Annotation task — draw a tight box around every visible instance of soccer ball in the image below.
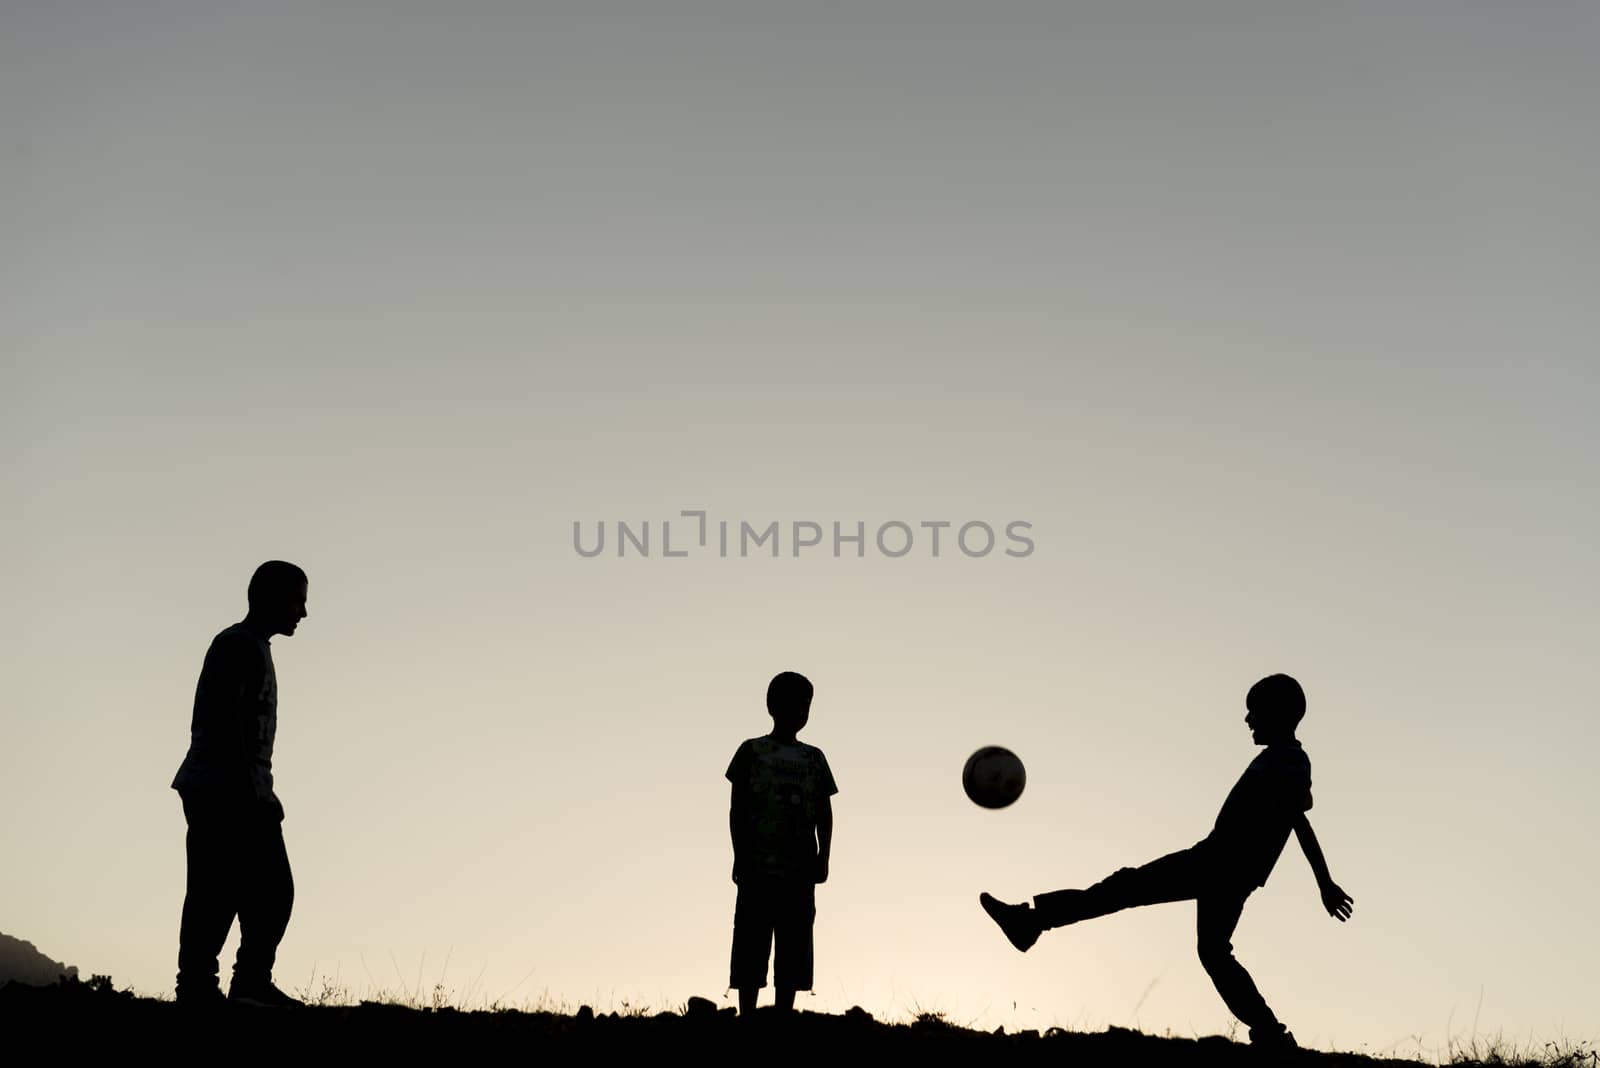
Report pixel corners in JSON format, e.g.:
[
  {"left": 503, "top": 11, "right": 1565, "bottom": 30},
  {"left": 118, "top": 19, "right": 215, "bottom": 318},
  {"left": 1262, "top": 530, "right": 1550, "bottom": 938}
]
[{"left": 963, "top": 746, "right": 1026, "bottom": 809}]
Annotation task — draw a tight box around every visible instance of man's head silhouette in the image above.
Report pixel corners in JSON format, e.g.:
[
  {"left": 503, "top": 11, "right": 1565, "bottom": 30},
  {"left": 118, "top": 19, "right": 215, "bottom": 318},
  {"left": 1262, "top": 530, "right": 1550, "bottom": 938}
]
[
  {"left": 1245, "top": 673, "right": 1304, "bottom": 745},
  {"left": 767, "top": 671, "right": 814, "bottom": 737},
  {"left": 247, "top": 560, "right": 309, "bottom": 638}
]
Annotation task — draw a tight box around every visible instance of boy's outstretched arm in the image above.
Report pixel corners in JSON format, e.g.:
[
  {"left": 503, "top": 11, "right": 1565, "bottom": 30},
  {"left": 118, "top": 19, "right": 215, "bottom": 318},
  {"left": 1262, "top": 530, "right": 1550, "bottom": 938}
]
[
  {"left": 815, "top": 794, "right": 832, "bottom": 884},
  {"left": 1294, "top": 814, "right": 1353, "bottom": 921}
]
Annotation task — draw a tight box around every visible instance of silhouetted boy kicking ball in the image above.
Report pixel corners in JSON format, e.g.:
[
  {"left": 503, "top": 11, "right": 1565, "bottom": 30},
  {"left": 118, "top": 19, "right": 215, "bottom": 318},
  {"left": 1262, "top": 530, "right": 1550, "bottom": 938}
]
[
  {"left": 979, "top": 674, "right": 1352, "bottom": 1050},
  {"left": 727, "top": 671, "right": 837, "bottom": 1016}
]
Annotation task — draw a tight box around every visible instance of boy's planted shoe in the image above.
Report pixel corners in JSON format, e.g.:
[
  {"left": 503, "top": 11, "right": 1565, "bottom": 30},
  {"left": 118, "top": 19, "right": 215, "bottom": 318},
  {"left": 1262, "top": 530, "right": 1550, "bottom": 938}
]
[
  {"left": 979, "top": 892, "right": 1041, "bottom": 952},
  {"left": 228, "top": 981, "right": 305, "bottom": 1009}
]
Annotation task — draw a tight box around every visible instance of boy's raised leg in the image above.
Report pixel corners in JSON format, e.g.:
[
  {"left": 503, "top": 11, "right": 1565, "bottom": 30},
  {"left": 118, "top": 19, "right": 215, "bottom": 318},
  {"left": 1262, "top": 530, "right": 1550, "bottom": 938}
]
[{"left": 982, "top": 847, "right": 1206, "bottom": 952}]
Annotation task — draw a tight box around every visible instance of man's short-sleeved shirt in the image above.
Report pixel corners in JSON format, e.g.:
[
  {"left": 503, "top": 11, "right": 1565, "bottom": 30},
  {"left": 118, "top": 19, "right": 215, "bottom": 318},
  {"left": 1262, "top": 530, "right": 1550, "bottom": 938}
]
[
  {"left": 726, "top": 736, "right": 838, "bottom": 879},
  {"left": 1201, "top": 741, "right": 1313, "bottom": 889},
  {"left": 172, "top": 624, "right": 278, "bottom": 803}
]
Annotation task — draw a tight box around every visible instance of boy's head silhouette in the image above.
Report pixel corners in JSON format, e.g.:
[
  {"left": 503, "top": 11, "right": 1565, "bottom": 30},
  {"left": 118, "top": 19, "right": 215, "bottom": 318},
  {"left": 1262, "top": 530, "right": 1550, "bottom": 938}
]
[
  {"left": 766, "top": 671, "right": 814, "bottom": 738},
  {"left": 247, "top": 560, "right": 309, "bottom": 638},
  {"left": 1245, "top": 673, "right": 1304, "bottom": 745}
]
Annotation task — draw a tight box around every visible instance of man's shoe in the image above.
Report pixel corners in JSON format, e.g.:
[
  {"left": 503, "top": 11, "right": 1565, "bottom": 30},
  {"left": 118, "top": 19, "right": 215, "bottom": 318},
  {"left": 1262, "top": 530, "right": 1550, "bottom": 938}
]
[
  {"left": 228, "top": 981, "right": 305, "bottom": 1009},
  {"left": 979, "top": 892, "right": 1041, "bottom": 953},
  {"left": 176, "top": 986, "right": 227, "bottom": 1012},
  {"left": 1249, "top": 1025, "right": 1299, "bottom": 1051}
]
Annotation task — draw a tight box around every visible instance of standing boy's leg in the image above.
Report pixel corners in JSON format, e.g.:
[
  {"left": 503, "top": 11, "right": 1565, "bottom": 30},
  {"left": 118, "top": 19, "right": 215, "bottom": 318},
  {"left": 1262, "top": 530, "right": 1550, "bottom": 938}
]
[
  {"left": 771, "top": 879, "right": 816, "bottom": 1012},
  {"left": 176, "top": 792, "right": 241, "bottom": 1001},
  {"left": 1196, "top": 892, "right": 1292, "bottom": 1044},
  {"left": 731, "top": 878, "right": 776, "bottom": 1014},
  {"left": 232, "top": 813, "right": 294, "bottom": 992}
]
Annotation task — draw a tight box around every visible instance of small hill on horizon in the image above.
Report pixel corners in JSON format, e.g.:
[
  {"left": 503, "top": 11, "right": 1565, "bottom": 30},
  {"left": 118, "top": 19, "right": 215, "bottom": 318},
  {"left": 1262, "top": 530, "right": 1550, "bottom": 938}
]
[{"left": 0, "top": 932, "right": 79, "bottom": 988}]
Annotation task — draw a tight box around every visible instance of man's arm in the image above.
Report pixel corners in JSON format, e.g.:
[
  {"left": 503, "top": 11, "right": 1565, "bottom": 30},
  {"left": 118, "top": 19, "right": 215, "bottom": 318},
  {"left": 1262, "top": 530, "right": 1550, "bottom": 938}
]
[
  {"left": 227, "top": 637, "right": 282, "bottom": 814},
  {"left": 1294, "top": 814, "right": 1353, "bottom": 921},
  {"left": 200, "top": 633, "right": 266, "bottom": 804},
  {"left": 729, "top": 782, "right": 749, "bottom": 884},
  {"left": 814, "top": 793, "right": 832, "bottom": 884}
]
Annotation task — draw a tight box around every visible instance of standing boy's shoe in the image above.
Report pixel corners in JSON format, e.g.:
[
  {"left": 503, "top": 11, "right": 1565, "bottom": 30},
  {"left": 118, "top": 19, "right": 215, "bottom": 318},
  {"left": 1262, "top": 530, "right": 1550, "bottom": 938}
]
[
  {"left": 228, "top": 981, "right": 305, "bottom": 1009},
  {"left": 979, "top": 892, "right": 1042, "bottom": 952}
]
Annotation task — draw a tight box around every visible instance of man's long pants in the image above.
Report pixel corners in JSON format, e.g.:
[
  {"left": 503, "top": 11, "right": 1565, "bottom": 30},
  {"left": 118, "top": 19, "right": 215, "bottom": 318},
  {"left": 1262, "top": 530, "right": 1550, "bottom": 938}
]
[{"left": 176, "top": 790, "right": 294, "bottom": 996}]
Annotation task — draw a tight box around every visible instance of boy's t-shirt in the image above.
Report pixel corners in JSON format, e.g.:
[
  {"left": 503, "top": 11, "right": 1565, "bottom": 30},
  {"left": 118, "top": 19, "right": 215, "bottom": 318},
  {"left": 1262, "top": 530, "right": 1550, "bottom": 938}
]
[
  {"left": 1200, "top": 740, "right": 1313, "bottom": 889},
  {"left": 171, "top": 623, "right": 279, "bottom": 806},
  {"left": 726, "top": 735, "right": 838, "bottom": 881}
]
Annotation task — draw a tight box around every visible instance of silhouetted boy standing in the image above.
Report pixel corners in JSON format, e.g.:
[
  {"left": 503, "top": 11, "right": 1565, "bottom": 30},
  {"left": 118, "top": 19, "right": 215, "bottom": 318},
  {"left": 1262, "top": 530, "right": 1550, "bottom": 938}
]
[
  {"left": 172, "top": 561, "right": 309, "bottom": 1009},
  {"left": 979, "top": 674, "right": 1352, "bottom": 1050},
  {"left": 726, "top": 671, "right": 837, "bottom": 1016}
]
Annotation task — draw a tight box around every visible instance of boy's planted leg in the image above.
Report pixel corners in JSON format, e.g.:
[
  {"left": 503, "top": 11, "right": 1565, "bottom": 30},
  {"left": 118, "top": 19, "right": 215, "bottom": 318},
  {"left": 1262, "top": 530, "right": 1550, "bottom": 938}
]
[{"left": 1196, "top": 894, "right": 1295, "bottom": 1047}]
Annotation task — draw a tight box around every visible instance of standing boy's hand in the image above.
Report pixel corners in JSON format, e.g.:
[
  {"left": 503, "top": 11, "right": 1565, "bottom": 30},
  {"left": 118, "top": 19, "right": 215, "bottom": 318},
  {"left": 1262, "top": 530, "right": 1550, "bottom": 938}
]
[
  {"left": 814, "top": 856, "right": 829, "bottom": 884},
  {"left": 1320, "top": 880, "right": 1353, "bottom": 921}
]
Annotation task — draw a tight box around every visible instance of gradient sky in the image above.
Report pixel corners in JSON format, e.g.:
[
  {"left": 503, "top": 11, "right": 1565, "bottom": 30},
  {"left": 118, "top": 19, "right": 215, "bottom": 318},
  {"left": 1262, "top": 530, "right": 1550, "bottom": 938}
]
[{"left": 4, "top": 2, "right": 1597, "bottom": 1055}]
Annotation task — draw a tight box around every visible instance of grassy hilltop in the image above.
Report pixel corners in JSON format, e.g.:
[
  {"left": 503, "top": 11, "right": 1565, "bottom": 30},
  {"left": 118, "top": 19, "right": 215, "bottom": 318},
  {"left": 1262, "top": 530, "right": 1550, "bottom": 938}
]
[{"left": 2, "top": 977, "right": 1592, "bottom": 1067}]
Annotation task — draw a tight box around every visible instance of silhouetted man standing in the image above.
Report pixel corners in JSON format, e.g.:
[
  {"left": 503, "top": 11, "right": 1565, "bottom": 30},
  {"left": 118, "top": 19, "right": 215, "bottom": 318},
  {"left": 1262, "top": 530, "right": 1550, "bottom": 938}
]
[{"left": 172, "top": 561, "right": 308, "bottom": 1008}]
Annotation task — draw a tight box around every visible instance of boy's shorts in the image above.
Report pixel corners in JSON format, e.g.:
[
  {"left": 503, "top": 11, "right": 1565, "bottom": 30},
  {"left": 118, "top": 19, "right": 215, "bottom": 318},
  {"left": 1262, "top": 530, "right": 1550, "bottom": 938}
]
[{"left": 730, "top": 876, "right": 815, "bottom": 990}]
